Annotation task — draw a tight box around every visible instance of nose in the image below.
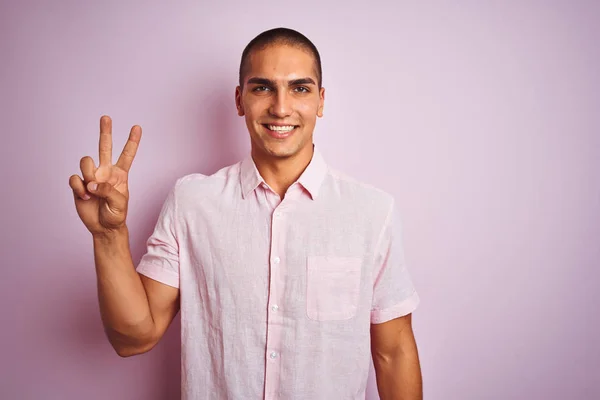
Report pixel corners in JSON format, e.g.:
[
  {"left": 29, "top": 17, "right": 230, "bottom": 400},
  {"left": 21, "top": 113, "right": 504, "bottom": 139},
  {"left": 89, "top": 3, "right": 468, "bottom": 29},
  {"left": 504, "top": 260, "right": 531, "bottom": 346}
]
[{"left": 269, "top": 89, "right": 292, "bottom": 118}]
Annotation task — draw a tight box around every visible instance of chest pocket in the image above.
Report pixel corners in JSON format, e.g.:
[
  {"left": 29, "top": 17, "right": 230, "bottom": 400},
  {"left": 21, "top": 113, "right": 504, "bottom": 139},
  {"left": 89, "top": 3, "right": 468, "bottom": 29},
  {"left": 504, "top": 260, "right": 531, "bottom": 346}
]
[{"left": 306, "top": 256, "right": 363, "bottom": 321}]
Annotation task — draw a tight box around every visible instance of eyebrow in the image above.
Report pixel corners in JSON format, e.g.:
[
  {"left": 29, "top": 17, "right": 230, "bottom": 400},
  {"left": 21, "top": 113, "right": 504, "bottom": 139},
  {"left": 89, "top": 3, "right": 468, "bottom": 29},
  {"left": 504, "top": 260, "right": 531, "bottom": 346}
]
[{"left": 246, "top": 77, "right": 317, "bottom": 86}]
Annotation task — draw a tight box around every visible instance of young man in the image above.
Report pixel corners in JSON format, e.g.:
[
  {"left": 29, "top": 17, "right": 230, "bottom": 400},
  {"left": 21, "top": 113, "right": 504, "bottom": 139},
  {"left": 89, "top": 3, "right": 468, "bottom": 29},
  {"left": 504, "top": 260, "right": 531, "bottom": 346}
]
[{"left": 69, "top": 28, "right": 422, "bottom": 400}]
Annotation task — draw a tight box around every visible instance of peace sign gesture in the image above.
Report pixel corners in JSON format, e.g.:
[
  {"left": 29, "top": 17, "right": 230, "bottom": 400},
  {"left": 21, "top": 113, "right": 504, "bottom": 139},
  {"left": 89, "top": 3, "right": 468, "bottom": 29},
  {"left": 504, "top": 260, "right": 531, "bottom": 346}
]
[{"left": 69, "top": 116, "right": 142, "bottom": 237}]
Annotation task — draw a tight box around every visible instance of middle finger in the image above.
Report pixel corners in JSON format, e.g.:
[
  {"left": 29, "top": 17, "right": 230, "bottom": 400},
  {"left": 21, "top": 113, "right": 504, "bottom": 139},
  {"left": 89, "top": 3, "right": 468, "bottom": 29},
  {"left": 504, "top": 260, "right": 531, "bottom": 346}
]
[{"left": 99, "top": 115, "right": 113, "bottom": 167}]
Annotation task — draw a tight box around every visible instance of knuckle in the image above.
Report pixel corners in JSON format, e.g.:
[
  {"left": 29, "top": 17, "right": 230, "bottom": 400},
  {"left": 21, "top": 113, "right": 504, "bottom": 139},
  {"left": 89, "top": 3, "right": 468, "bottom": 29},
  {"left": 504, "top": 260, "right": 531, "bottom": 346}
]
[
  {"left": 80, "top": 156, "right": 95, "bottom": 169},
  {"left": 99, "top": 140, "right": 112, "bottom": 151},
  {"left": 69, "top": 174, "right": 81, "bottom": 188},
  {"left": 80, "top": 157, "right": 96, "bottom": 179}
]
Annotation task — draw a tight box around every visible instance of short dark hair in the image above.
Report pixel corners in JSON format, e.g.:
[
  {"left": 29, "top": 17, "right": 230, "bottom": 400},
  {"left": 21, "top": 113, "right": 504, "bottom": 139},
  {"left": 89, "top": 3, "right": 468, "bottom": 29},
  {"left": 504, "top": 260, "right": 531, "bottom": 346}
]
[{"left": 239, "top": 27, "right": 322, "bottom": 89}]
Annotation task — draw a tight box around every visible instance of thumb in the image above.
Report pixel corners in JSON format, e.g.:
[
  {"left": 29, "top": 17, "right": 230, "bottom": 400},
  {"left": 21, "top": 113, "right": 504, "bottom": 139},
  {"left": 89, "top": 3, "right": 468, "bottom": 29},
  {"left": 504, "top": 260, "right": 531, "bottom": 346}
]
[{"left": 87, "top": 182, "right": 126, "bottom": 209}]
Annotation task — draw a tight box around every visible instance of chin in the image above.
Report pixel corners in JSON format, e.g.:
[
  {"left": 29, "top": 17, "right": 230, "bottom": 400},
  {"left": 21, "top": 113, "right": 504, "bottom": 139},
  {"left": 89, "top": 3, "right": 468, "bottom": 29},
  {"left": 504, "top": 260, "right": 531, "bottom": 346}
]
[
  {"left": 265, "top": 145, "right": 298, "bottom": 159},
  {"left": 257, "top": 141, "right": 300, "bottom": 159}
]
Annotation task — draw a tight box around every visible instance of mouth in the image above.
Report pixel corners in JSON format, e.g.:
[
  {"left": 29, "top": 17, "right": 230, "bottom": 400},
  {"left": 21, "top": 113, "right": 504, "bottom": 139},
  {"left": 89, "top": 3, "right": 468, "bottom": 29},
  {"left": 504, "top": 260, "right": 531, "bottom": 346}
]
[{"left": 262, "top": 124, "right": 299, "bottom": 139}]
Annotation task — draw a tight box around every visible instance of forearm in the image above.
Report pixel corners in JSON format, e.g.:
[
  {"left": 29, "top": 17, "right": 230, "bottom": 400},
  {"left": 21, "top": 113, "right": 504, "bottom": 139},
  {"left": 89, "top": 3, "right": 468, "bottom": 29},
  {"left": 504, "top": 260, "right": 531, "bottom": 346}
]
[
  {"left": 373, "top": 346, "right": 423, "bottom": 400},
  {"left": 93, "top": 226, "right": 155, "bottom": 354}
]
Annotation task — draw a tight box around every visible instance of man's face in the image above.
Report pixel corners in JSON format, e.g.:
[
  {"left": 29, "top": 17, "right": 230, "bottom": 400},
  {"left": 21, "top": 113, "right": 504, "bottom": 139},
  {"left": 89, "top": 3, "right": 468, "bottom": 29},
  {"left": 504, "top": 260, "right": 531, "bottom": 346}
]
[{"left": 235, "top": 44, "right": 325, "bottom": 160}]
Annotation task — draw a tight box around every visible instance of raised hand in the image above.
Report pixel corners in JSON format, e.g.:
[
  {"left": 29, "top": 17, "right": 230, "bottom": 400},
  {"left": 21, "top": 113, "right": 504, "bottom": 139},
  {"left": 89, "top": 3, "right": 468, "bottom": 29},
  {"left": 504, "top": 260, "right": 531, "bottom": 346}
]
[{"left": 69, "top": 116, "right": 142, "bottom": 236}]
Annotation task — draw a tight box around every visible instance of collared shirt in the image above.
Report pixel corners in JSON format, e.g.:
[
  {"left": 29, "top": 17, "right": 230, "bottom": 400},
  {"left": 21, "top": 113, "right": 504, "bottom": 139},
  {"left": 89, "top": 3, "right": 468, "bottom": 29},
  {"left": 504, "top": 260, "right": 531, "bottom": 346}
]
[{"left": 136, "top": 146, "right": 419, "bottom": 400}]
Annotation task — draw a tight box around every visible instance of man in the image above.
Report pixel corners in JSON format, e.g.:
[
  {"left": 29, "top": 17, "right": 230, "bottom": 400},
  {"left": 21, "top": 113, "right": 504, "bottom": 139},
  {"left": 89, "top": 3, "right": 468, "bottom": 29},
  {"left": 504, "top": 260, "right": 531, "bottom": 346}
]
[{"left": 69, "top": 27, "right": 422, "bottom": 400}]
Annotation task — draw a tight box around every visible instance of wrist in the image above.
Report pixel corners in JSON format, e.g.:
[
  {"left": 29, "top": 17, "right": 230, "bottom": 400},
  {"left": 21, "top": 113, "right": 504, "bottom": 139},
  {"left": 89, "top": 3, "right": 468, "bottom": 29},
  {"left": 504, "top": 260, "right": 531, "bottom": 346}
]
[{"left": 92, "top": 225, "right": 129, "bottom": 244}]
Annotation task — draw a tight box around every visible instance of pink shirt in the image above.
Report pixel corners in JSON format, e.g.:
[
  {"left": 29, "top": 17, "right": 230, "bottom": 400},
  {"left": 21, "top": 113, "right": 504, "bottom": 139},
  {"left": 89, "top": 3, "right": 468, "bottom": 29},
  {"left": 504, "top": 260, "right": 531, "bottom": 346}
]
[{"left": 136, "top": 146, "right": 419, "bottom": 399}]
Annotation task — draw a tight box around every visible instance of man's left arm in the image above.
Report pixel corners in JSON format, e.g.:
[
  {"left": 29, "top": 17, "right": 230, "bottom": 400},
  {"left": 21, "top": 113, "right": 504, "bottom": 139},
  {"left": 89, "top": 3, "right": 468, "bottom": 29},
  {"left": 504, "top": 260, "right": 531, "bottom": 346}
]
[{"left": 371, "top": 313, "right": 422, "bottom": 400}]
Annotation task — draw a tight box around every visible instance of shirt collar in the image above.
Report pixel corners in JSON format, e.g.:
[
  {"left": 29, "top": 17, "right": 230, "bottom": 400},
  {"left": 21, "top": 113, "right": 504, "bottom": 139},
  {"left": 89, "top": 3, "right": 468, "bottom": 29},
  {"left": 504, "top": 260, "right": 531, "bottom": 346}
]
[{"left": 240, "top": 145, "right": 328, "bottom": 200}]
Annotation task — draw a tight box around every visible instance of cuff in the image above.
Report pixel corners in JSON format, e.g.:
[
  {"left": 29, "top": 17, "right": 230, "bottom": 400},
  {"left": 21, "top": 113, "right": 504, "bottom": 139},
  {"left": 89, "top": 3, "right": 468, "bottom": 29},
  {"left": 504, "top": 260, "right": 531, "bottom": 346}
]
[
  {"left": 370, "top": 291, "right": 420, "bottom": 324},
  {"left": 136, "top": 262, "right": 179, "bottom": 289}
]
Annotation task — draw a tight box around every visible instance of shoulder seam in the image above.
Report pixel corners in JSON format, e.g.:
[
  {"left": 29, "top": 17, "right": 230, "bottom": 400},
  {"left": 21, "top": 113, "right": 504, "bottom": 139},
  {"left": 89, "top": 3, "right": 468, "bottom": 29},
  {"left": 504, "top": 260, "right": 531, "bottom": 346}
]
[{"left": 327, "top": 168, "right": 391, "bottom": 197}]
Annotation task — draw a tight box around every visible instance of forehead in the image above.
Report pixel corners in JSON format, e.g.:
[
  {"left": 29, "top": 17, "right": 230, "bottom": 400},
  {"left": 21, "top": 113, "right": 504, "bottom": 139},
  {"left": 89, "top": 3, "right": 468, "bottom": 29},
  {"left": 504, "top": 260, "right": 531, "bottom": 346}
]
[{"left": 246, "top": 44, "right": 318, "bottom": 82}]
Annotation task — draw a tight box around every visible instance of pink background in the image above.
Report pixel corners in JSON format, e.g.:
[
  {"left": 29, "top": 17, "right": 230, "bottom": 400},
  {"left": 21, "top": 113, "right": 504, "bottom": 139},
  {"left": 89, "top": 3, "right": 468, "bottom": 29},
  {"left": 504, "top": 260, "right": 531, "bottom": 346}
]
[{"left": 1, "top": 1, "right": 598, "bottom": 399}]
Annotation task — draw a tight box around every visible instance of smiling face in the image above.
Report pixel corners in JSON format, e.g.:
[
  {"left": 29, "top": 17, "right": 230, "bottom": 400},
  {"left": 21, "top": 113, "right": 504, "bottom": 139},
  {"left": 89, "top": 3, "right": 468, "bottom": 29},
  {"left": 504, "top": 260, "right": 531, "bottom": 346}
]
[{"left": 235, "top": 43, "right": 325, "bottom": 161}]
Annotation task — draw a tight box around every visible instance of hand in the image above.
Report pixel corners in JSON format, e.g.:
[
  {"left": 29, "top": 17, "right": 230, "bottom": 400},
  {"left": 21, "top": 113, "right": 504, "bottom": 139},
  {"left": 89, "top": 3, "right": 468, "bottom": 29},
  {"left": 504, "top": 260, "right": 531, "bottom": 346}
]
[{"left": 69, "top": 116, "right": 142, "bottom": 237}]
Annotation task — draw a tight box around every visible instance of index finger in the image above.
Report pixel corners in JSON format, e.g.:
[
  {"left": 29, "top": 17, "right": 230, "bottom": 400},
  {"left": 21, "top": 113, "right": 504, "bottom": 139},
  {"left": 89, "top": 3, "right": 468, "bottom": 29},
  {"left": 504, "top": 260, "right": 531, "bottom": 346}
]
[
  {"left": 99, "top": 115, "right": 113, "bottom": 166},
  {"left": 116, "top": 125, "right": 142, "bottom": 172}
]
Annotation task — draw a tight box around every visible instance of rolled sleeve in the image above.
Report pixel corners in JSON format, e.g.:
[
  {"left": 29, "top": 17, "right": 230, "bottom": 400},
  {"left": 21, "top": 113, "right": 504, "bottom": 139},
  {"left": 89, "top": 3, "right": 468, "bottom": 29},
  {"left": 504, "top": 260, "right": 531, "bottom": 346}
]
[
  {"left": 136, "top": 179, "right": 181, "bottom": 289},
  {"left": 371, "top": 199, "right": 420, "bottom": 324}
]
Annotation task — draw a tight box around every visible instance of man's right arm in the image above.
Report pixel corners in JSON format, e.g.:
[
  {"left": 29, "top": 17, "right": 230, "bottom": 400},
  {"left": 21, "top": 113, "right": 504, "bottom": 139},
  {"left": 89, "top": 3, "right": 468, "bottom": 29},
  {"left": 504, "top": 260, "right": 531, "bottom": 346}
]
[
  {"left": 93, "top": 226, "right": 179, "bottom": 357},
  {"left": 69, "top": 116, "right": 180, "bottom": 357}
]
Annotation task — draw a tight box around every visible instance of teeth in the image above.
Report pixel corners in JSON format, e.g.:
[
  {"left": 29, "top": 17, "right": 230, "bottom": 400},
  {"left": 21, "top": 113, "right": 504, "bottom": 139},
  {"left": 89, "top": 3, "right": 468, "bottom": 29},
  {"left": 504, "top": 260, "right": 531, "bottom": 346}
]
[{"left": 267, "top": 125, "right": 295, "bottom": 132}]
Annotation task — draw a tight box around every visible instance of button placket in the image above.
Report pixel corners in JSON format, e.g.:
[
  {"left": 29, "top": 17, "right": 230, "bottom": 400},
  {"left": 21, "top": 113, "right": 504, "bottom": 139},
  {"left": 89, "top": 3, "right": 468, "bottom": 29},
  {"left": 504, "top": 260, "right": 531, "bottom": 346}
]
[{"left": 264, "top": 206, "right": 286, "bottom": 395}]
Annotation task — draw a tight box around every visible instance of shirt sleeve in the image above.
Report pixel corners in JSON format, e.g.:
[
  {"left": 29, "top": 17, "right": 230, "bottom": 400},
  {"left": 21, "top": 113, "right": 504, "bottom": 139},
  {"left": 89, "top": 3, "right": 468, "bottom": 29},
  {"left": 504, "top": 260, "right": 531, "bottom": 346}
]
[
  {"left": 135, "top": 180, "right": 181, "bottom": 289},
  {"left": 370, "top": 199, "right": 420, "bottom": 324}
]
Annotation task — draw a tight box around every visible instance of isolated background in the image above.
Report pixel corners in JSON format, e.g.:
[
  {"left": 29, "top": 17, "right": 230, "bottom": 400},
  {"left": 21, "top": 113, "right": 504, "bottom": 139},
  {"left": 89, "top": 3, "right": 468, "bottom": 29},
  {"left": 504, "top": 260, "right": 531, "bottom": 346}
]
[{"left": 1, "top": 1, "right": 598, "bottom": 399}]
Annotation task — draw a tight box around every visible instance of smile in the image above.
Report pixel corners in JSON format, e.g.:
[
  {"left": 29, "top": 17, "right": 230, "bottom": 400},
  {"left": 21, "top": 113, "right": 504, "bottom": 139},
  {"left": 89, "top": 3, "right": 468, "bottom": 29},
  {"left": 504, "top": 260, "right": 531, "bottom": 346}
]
[
  {"left": 262, "top": 124, "right": 298, "bottom": 139},
  {"left": 263, "top": 124, "right": 297, "bottom": 132}
]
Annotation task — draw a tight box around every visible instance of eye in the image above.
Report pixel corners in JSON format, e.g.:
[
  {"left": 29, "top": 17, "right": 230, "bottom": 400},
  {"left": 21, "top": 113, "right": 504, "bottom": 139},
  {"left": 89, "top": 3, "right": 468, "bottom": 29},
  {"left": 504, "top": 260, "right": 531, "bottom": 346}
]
[
  {"left": 252, "top": 86, "right": 271, "bottom": 92},
  {"left": 294, "top": 86, "right": 310, "bottom": 93}
]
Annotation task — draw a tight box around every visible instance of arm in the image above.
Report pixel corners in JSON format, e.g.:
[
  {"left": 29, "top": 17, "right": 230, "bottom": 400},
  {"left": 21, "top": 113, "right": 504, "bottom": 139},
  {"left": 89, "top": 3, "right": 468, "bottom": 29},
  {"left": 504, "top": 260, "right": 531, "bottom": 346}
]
[
  {"left": 93, "top": 226, "right": 179, "bottom": 357},
  {"left": 371, "top": 313, "right": 422, "bottom": 400},
  {"left": 70, "top": 116, "right": 179, "bottom": 358}
]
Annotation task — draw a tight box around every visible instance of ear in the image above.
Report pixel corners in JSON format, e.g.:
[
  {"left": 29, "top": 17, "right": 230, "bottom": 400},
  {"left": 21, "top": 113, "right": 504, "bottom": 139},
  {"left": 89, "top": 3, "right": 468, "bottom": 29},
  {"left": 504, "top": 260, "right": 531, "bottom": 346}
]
[
  {"left": 235, "top": 86, "right": 244, "bottom": 116},
  {"left": 317, "top": 87, "right": 325, "bottom": 118}
]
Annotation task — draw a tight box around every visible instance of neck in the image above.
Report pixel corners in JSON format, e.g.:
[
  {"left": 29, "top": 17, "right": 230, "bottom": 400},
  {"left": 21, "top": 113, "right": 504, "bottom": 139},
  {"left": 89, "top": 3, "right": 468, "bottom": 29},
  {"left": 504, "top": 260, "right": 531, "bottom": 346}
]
[{"left": 251, "top": 145, "right": 314, "bottom": 199}]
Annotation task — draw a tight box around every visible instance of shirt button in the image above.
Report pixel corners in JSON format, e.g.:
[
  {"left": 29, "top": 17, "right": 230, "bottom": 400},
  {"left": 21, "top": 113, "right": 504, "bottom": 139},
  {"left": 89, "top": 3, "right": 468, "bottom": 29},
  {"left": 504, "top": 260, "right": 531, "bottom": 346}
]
[
  {"left": 270, "top": 352, "right": 278, "bottom": 359},
  {"left": 271, "top": 304, "right": 279, "bottom": 312},
  {"left": 273, "top": 257, "right": 280, "bottom": 264},
  {"left": 275, "top": 211, "right": 282, "bottom": 218}
]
